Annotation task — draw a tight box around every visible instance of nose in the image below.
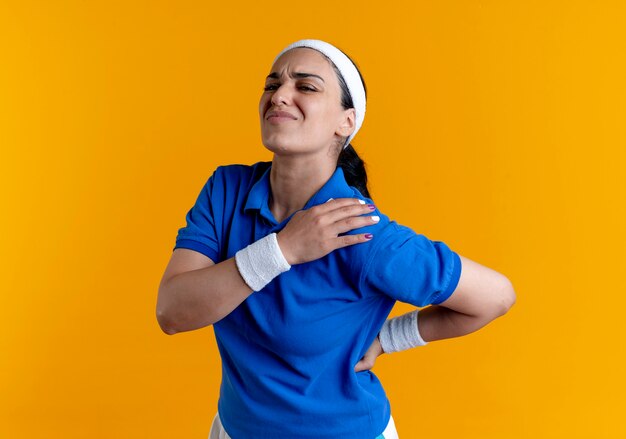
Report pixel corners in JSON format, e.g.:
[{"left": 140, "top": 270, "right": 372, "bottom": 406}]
[{"left": 270, "top": 82, "right": 292, "bottom": 107}]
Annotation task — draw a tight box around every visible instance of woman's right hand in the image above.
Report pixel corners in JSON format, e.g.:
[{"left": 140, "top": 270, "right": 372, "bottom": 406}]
[{"left": 276, "top": 198, "right": 379, "bottom": 265}]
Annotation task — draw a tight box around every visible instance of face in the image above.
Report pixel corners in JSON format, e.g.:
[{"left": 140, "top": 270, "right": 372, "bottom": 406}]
[{"left": 259, "top": 47, "right": 355, "bottom": 155}]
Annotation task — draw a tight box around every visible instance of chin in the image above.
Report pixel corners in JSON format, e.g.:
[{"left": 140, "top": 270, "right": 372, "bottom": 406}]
[
  {"left": 262, "top": 135, "right": 306, "bottom": 155},
  {"left": 262, "top": 142, "right": 299, "bottom": 155}
]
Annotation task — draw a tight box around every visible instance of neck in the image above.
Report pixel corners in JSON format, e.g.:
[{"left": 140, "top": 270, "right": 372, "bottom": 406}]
[{"left": 269, "top": 154, "right": 336, "bottom": 223}]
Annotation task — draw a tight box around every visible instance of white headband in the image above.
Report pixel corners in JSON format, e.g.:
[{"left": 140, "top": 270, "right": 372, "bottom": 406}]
[{"left": 272, "top": 39, "right": 366, "bottom": 149}]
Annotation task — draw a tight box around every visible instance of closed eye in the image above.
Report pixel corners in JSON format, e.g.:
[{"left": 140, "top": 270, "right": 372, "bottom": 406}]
[{"left": 263, "top": 83, "right": 317, "bottom": 92}]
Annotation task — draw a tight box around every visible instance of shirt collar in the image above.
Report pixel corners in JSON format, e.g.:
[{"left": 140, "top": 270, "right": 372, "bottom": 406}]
[{"left": 244, "top": 161, "right": 357, "bottom": 225}]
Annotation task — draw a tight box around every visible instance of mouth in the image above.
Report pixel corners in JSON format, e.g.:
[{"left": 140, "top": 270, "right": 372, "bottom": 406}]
[{"left": 266, "top": 110, "right": 297, "bottom": 121}]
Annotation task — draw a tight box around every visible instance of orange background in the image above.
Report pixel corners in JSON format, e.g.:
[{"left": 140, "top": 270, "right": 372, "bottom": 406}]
[{"left": 1, "top": 1, "right": 624, "bottom": 438}]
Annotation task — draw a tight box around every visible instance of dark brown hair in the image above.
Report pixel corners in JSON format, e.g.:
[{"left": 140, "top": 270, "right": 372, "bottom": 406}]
[{"left": 320, "top": 49, "right": 370, "bottom": 198}]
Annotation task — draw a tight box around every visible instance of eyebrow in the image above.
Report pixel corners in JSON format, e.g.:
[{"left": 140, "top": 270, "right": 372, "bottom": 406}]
[{"left": 266, "top": 71, "right": 325, "bottom": 83}]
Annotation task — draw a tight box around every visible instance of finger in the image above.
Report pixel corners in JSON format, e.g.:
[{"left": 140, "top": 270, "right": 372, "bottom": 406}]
[
  {"left": 354, "top": 355, "right": 375, "bottom": 372},
  {"left": 354, "top": 359, "right": 367, "bottom": 372},
  {"left": 321, "top": 201, "right": 375, "bottom": 227},
  {"left": 332, "top": 213, "right": 380, "bottom": 235},
  {"left": 331, "top": 232, "right": 373, "bottom": 250},
  {"left": 316, "top": 197, "right": 367, "bottom": 216}
]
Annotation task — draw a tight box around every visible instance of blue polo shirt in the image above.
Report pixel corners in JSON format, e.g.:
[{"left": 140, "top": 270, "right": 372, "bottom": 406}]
[{"left": 173, "top": 160, "right": 462, "bottom": 439}]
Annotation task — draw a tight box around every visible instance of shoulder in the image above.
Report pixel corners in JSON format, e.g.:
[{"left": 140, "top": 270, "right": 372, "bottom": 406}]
[
  {"left": 345, "top": 206, "right": 439, "bottom": 273},
  {"left": 340, "top": 199, "right": 403, "bottom": 251},
  {"left": 366, "top": 212, "right": 454, "bottom": 265},
  {"left": 339, "top": 204, "right": 399, "bottom": 275}
]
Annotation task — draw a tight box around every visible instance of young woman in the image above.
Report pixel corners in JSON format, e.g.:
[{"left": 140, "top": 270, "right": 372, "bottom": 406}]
[{"left": 156, "top": 39, "right": 516, "bottom": 439}]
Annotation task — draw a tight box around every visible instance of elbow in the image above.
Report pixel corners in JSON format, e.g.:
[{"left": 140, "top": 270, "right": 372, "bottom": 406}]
[
  {"left": 156, "top": 294, "right": 218, "bottom": 334},
  {"left": 156, "top": 288, "right": 179, "bottom": 335},
  {"left": 156, "top": 280, "right": 184, "bottom": 335},
  {"left": 494, "top": 277, "right": 516, "bottom": 317},
  {"left": 156, "top": 308, "right": 178, "bottom": 335}
]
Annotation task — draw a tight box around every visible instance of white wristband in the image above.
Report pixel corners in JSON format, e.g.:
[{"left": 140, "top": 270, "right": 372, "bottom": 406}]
[
  {"left": 234, "top": 233, "right": 291, "bottom": 292},
  {"left": 378, "top": 309, "right": 428, "bottom": 353}
]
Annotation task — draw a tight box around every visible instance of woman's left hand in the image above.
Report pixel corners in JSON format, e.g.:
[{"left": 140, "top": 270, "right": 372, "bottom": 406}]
[{"left": 354, "top": 335, "right": 384, "bottom": 372}]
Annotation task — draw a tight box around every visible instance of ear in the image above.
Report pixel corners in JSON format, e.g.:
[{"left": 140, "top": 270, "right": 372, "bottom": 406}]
[{"left": 335, "top": 108, "right": 356, "bottom": 138}]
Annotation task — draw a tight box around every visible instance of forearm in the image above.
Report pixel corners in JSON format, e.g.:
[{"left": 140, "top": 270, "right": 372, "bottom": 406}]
[
  {"left": 158, "top": 257, "right": 253, "bottom": 334},
  {"left": 417, "top": 305, "right": 504, "bottom": 342}
]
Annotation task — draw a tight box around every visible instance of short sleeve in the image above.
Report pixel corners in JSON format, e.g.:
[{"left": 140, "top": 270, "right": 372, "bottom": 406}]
[
  {"left": 173, "top": 168, "right": 222, "bottom": 263},
  {"left": 360, "top": 221, "right": 462, "bottom": 307}
]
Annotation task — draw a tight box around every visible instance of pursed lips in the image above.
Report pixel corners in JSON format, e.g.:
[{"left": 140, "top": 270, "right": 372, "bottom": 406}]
[{"left": 266, "top": 110, "right": 297, "bottom": 120}]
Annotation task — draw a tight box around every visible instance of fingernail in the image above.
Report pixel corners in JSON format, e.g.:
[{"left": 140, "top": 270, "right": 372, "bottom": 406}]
[
  {"left": 371, "top": 216, "right": 380, "bottom": 222},
  {"left": 365, "top": 233, "right": 373, "bottom": 239},
  {"left": 358, "top": 199, "right": 365, "bottom": 204},
  {"left": 367, "top": 204, "right": 375, "bottom": 210}
]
